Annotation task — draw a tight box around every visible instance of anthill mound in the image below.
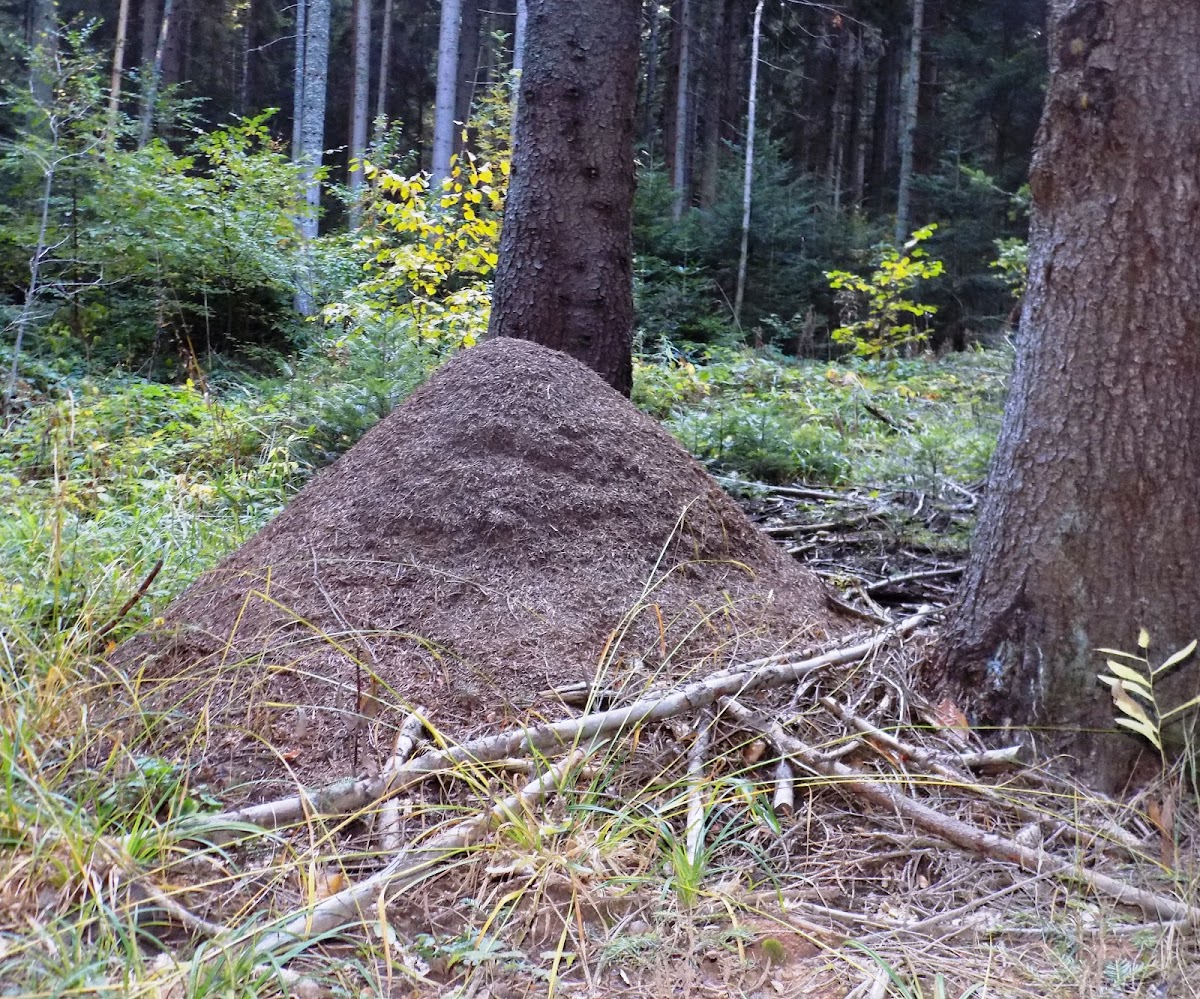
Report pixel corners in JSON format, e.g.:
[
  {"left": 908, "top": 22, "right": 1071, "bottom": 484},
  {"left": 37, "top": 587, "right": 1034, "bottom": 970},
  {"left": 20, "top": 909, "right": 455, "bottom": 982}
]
[{"left": 113, "top": 338, "right": 836, "bottom": 789}]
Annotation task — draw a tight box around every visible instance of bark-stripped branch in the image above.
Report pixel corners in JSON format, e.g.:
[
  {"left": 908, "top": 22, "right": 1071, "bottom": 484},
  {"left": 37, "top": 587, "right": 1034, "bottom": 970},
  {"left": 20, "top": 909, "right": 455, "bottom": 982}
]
[
  {"left": 186, "top": 613, "right": 931, "bottom": 843},
  {"left": 720, "top": 697, "right": 1200, "bottom": 925}
]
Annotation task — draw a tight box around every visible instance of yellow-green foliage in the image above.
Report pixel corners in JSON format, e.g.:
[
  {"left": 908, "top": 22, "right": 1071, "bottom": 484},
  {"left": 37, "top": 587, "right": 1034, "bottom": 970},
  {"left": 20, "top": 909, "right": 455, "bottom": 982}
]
[
  {"left": 827, "top": 224, "right": 945, "bottom": 358},
  {"left": 1098, "top": 629, "right": 1200, "bottom": 755},
  {"left": 324, "top": 149, "right": 509, "bottom": 348}
]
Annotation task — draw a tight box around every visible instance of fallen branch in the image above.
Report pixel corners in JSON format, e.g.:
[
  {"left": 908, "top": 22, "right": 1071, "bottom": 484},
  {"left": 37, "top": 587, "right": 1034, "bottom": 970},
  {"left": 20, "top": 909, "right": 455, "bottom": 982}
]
[
  {"left": 253, "top": 749, "right": 586, "bottom": 958},
  {"left": 719, "top": 698, "right": 1200, "bottom": 926},
  {"left": 772, "top": 757, "right": 795, "bottom": 817},
  {"left": 377, "top": 707, "right": 429, "bottom": 853},
  {"left": 188, "top": 612, "right": 933, "bottom": 842},
  {"left": 685, "top": 710, "right": 714, "bottom": 866}
]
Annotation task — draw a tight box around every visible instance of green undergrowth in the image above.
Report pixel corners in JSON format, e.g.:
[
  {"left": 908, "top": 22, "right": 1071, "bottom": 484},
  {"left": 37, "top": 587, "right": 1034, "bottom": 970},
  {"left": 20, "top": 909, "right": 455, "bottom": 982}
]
[{"left": 635, "top": 343, "right": 1009, "bottom": 489}]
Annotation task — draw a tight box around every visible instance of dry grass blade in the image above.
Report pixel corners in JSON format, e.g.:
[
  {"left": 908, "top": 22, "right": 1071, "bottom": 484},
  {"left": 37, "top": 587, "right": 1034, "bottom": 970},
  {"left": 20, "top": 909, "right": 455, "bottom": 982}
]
[{"left": 252, "top": 748, "right": 587, "bottom": 958}]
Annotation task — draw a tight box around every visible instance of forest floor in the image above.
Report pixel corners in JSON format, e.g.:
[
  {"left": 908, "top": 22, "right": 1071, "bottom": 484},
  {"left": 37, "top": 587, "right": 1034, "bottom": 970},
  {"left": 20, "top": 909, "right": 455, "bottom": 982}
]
[{"left": 1, "top": 343, "right": 1197, "bottom": 998}]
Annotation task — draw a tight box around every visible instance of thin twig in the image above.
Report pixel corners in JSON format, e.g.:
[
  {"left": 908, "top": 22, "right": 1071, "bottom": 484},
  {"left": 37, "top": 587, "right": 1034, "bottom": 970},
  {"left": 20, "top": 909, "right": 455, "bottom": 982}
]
[
  {"left": 685, "top": 710, "right": 713, "bottom": 866},
  {"left": 95, "top": 557, "right": 163, "bottom": 640}
]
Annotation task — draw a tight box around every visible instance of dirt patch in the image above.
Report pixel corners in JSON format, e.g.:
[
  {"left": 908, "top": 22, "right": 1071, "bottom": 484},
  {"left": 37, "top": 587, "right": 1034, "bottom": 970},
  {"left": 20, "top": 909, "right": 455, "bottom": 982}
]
[{"left": 112, "top": 338, "right": 837, "bottom": 790}]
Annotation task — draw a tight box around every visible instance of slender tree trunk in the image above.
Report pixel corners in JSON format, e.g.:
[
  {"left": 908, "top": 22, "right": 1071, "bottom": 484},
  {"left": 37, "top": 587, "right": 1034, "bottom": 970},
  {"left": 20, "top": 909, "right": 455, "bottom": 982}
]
[
  {"left": 454, "top": 0, "right": 481, "bottom": 154},
  {"left": 375, "top": 0, "right": 394, "bottom": 132},
  {"left": 28, "top": 0, "right": 56, "bottom": 110},
  {"left": 513, "top": 0, "right": 527, "bottom": 75},
  {"left": 487, "top": 0, "right": 641, "bottom": 395},
  {"left": 106, "top": 0, "right": 131, "bottom": 148},
  {"left": 642, "top": 0, "right": 660, "bottom": 152},
  {"left": 826, "top": 23, "right": 853, "bottom": 212},
  {"left": 671, "top": 0, "right": 692, "bottom": 219},
  {"left": 867, "top": 31, "right": 899, "bottom": 211},
  {"left": 696, "top": 0, "right": 728, "bottom": 209},
  {"left": 432, "top": 0, "right": 463, "bottom": 180},
  {"left": 936, "top": 0, "right": 1200, "bottom": 788},
  {"left": 293, "top": 0, "right": 330, "bottom": 314},
  {"left": 237, "top": 0, "right": 253, "bottom": 114},
  {"left": 894, "top": 0, "right": 923, "bottom": 244},
  {"left": 292, "top": 0, "right": 306, "bottom": 160},
  {"left": 733, "top": 0, "right": 764, "bottom": 327},
  {"left": 138, "top": 0, "right": 175, "bottom": 147},
  {"left": 348, "top": 0, "right": 371, "bottom": 227}
]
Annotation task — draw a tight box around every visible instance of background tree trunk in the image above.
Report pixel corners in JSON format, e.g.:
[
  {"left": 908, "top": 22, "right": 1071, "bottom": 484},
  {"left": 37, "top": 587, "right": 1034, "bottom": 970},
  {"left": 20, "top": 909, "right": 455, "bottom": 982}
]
[
  {"left": 454, "top": 0, "right": 481, "bottom": 155},
  {"left": 432, "top": 0, "right": 463, "bottom": 179},
  {"left": 935, "top": 0, "right": 1200, "bottom": 787},
  {"left": 106, "top": 0, "right": 132, "bottom": 147},
  {"left": 348, "top": 0, "right": 370, "bottom": 227},
  {"left": 733, "top": 0, "right": 764, "bottom": 327},
  {"left": 487, "top": 0, "right": 640, "bottom": 395},
  {"left": 138, "top": 0, "right": 175, "bottom": 147},
  {"left": 671, "top": 0, "right": 692, "bottom": 219},
  {"left": 374, "top": 0, "right": 394, "bottom": 132},
  {"left": 893, "top": 0, "right": 923, "bottom": 244},
  {"left": 291, "top": 0, "right": 306, "bottom": 160},
  {"left": 298, "top": 0, "right": 329, "bottom": 240}
]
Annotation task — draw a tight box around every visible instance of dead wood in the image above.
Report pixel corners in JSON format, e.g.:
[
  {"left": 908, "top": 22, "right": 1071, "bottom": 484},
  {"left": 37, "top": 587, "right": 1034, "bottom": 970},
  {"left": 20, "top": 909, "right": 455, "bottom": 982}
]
[{"left": 720, "top": 697, "right": 1200, "bottom": 926}]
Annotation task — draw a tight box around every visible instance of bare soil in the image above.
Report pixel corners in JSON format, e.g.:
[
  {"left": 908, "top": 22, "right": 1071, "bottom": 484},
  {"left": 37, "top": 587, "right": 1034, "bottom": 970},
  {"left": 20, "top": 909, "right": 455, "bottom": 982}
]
[{"left": 112, "top": 339, "right": 837, "bottom": 793}]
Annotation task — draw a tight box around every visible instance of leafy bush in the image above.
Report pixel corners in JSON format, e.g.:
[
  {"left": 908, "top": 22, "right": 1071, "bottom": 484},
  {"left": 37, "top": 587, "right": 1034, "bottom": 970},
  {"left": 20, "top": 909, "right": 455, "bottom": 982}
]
[{"left": 827, "top": 225, "right": 945, "bottom": 357}]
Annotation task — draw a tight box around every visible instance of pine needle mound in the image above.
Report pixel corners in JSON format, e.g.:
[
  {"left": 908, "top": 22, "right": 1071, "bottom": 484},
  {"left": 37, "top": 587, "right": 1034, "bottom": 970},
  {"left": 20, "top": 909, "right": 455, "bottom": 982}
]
[{"left": 114, "top": 338, "right": 834, "bottom": 784}]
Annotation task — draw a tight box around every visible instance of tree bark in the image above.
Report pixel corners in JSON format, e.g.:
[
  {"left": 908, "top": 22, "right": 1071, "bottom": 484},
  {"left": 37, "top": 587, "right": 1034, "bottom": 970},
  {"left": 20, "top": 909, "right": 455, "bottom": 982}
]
[
  {"left": 486, "top": 0, "right": 640, "bottom": 396},
  {"left": 894, "top": 0, "right": 923, "bottom": 244},
  {"left": 432, "top": 0, "right": 463, "bottom": 179},
  {"left": 936, "top": 0, "right": 1200, "bottom": 787},
  {"left": 348, "top": 0, "right": 371, "bottom": 227},
  {"left": 106, "top": 0, "right": 132, "bottom": 148},
  {"left": 733, "top": 0, "right": 765, "bottom": 327}
]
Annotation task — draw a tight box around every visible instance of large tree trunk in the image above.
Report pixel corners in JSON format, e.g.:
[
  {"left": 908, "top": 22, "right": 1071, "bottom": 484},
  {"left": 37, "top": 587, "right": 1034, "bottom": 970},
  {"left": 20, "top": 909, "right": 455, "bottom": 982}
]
[
  {"left": 431, "top": 0, "right": 463, "bottom": 179},
  {"left": 486, "top": 0, "right": 640, "bottom": 395},
  {"left": 893, "top": 0, "right": 923, "bottom": 244},
  {"left": 936, "top": 0, "right": 1200, "bottom": 787},
  {"left": 348, "top": 0, "right": 371, "bottom": 227}
]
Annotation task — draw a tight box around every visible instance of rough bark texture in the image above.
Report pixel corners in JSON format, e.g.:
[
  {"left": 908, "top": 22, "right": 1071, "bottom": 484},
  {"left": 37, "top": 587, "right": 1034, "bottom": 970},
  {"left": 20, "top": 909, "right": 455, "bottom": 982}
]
[
  {"left": 486, "top": 0, "right": 640, "bottom": 396},
  {"left": 936, "top": 0, "right": 1200, "bottom": 786},
  {"left": 106, "top": 0, "right": 132, "bottom": 146}
]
